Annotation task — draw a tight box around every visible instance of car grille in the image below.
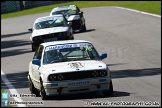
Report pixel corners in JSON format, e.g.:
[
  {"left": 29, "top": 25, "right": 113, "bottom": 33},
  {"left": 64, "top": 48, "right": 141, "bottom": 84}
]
[
  {"left": 48, "top": 70, "right": 107, "bottom": 81},
  {"left": 72, "top": 20, "right": 81, "bottom": 30},
  {"left": 33, "top": 32, "right": 69, "bottom": 43}
]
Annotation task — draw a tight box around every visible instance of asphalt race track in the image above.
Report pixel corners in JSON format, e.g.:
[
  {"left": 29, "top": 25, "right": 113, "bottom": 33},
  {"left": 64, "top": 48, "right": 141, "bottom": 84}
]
[{"left": 1, "top": 7, "right": 161, "bottom": 107}]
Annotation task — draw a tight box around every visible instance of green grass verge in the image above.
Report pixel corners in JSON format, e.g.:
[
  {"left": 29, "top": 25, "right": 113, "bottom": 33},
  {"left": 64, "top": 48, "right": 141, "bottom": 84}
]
[
  {"left": 1, "top": 89, "right": 11, "bottom": 107},
  {"left": 1, "top": 1, "right": 161, "bottom": 19}
]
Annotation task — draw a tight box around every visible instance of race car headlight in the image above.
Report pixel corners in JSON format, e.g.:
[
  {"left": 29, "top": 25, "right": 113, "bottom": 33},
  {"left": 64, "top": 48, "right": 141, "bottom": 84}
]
[
  {"left": 59, "top": 33, "right": 62, "bottom": 36},
  {"left": 48, "top": 74, "right": 57, "bottom": 81},
  {"left": 33, "top": 36, "right": 42, "bottom": 41},
  {"left": 63, "top": 32, "right": 67, "bottom": 36},
  {"left": 48, "top": 74, "right": 64, "bottom": 81},
  {"left": 92, "top": 71, "right": 99, "bottom": 77},
  {"left": 99, "top": 70, "right": 107, "bottom": 77},
  {"left": 57, "top": 74, "right": 64, "bottom": 81},
  {"left": 49, "top": 75, "right": 53, "bottom": 81},
  {"left": 92, "top": 70, "right": 107, "bottom": 77},
  {"left": 33, "top": 36, "right": 38, "bottom": 41}
]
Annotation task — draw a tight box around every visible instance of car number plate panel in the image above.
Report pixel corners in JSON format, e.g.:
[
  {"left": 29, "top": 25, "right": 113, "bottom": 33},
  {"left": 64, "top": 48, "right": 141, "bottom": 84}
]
[{"left": 68, "top": 81, "right": 90, "bottom": 87}]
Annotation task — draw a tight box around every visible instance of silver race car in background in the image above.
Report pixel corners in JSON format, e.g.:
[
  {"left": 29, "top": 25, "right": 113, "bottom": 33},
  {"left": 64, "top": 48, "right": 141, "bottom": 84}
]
[
  {"left": 50, "top": 5, "right": 86, "bottom": 32},
  {"left": 28, "top": 14, "right": 74, "bottom": 51}
]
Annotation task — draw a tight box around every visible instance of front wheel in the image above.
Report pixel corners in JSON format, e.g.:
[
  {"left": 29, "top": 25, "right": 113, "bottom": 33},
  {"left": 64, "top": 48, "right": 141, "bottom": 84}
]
[
  {"left": 31, "top": 43, "right": 36, "bottom": 52},
  {"left": 81, "top": 23, "right": 86, "bottom": 32},
  {"left": 70, "top": 36, "right": 74, "bottom": 40},
  {"left": 69, "top": 32, "right": 74, "bottom": 40},
  {"left": 29, "top": 76, "right": 39, "bottom": 97},
  {"left": 103, "top": 80, "right": 113, "bottom": 97},
  {"left": 40, "top": 80, "right": 48, "bottom": 100}
]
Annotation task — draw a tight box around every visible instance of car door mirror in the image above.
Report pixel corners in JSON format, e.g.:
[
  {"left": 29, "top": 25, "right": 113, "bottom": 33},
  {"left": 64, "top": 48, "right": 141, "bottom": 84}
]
[
  {"left": 79, "top": 11, "right": 83, "bottom": 15},
  {"left": 28, "top": 27, "right": 33, "bottom": 32},
  {"left": 67, "top": 22, "right": 72, "bottom": 26},
  {"left": 99, "top": 53, "right": 107, "bottom": 60},
  {"left": 32, "top": 59, "right": 40, "bottom": 66},
  {"left": 79, "top": 11, "right": 83, "bottom": 17}
]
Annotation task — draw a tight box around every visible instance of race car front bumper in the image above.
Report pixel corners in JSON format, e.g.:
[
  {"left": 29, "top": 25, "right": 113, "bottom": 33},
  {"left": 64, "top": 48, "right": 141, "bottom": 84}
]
[
  {"left": 43, "top": 77, "right": 111, "bottom": 96},
  {"left": 32, "top": 32, "right": 72, "bottom": 45}
]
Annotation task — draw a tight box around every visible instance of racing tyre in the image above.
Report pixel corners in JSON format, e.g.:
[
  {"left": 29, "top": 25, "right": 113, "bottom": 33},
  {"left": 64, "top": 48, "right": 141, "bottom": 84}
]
[
  {"left": 103, "top": 80, "right": 113, "bottom": 97},
  {"left": 29, "top": 76, "right": 39, "bottom": 97},
  {"left": 81, "top": 23, "right": 86, "bottom": 32},
  {"left": 71, "top": 36, "right": 74, "bottom": 40},
  {"left": 69, "top": 33, "right": 74, "bottom": 40},
  {"left": 31, "top": 43, "right": 36, "bottom": 52},
  {"left": 40, "top": 80, "right": 48, "bottom": 100}
]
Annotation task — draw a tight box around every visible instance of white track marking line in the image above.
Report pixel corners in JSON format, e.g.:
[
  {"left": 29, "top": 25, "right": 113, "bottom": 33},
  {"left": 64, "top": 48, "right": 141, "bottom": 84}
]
[
  {"left": 92, "top": 6, "right": 161, "bottom": 18},
  {"left": 114, "top": 6, "right": 161, "bottom": 18},
  {"left": 1, "top": 70, "right": 26, "bottom": 107}
]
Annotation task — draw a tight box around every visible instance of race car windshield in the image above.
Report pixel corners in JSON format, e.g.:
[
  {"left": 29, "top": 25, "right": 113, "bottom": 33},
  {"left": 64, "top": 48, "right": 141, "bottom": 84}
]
[
  {"left": 35, "top": 16, "right": 66, "bottom": 30},
  {"left": 52, "top": 9, "right": 78, "bottom": 18},
  {"left": 43, "top": 43, "right": 100, "bottom": 64}
]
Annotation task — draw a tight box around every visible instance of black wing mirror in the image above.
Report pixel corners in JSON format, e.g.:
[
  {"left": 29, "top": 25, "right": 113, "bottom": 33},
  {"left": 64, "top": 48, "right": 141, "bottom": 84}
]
[
  {"left": 28, "top": 27, "right": 33, "bottom": 32},
  {"left": 67, "top": 22, "right": 72, "bottom": 26},
  {"left": 79, "top": 11, "right": 83, "bottom": 15}
]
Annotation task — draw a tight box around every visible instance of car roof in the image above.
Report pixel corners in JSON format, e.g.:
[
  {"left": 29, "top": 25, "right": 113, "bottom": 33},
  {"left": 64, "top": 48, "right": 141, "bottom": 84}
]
[
  {"left": 52, "top": 5, "right": 77, "bottom": 12},
  {"left": 35, "top": 14, "right": 64, "bottom": 23},
  {"left": 41, "top": 40, "right": 92, "bottom": 47}
]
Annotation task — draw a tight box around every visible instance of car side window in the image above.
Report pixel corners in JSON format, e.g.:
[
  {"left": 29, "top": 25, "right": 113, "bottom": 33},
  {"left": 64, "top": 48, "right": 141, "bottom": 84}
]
[{"left": 33, "top": 45, "right": 44, "bottom": 60}]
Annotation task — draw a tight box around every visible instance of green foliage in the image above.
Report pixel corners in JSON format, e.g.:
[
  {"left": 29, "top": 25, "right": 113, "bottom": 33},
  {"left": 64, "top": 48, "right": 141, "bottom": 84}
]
[{"left": 1, "top": 1, "right": 161, "bottom": 19}]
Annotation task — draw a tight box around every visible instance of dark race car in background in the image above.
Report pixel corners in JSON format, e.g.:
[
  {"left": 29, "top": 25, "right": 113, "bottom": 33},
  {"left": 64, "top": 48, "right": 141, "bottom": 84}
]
[{"left": 50, "top": 5, "right": 86, "bottom": 32}]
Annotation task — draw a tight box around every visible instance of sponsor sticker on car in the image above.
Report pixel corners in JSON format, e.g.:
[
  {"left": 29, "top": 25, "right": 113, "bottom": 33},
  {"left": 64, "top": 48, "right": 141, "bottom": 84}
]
[
  {"left": 38, "top": 17, "right": 56, "bottom": 22},
  {"left": 71, "top": 7, "right": 76, "bottom": 11},
  {"left": 68, "top": 62, "right": 84, "bottom": 69},
  {"left": 68, "top": 81, "right": 90, "bottom": 87},
  {"left": 45, "top": 43, "right": 92, "bottom": 51}
]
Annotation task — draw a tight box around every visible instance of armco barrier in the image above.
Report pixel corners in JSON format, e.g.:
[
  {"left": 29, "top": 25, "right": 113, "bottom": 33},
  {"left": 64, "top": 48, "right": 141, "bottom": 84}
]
[{"left": 1, "top": 1, "right": 67, "bottom": 13}]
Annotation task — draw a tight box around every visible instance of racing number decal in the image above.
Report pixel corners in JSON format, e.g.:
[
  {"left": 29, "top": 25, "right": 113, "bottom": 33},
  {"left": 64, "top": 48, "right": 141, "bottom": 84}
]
[
  {"left": 59, "top": 17, "right": 64, "bottom": 22},
  {"left": 84, "top": 45, "right": 92, "bottom": 51},
  {"left": 71, "top": 7, "right": 76, "bottom": 11}
]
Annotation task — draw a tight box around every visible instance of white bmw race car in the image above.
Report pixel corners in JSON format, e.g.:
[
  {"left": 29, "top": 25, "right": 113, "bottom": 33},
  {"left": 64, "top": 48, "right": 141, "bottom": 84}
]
[
  {"left": 28, "top": 14, "right": 74, "bottom": 51},
  {"left": 28, "top": 40, "right": 113, "bottom": 100}
]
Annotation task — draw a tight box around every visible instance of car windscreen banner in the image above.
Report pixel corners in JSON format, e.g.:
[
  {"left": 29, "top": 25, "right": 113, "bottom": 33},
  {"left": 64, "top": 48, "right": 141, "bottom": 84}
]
[{"left": 45, "top": 43, "right": 92, "bottom": 52}]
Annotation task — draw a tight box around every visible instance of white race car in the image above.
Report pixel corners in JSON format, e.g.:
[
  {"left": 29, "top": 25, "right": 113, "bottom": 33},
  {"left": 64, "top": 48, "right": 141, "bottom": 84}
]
[
  {"left": 28, "top": 40, "right": 113, "bottom": 100},
  {"left": 28, "top": 14, "right": 74, "bottom": 51}
]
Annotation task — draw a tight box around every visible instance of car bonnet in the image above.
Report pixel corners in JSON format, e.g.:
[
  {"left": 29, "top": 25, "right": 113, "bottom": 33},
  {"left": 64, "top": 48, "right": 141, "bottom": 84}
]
[
  {"left": 42, "top": 60, "right": 106, "bottom": 74},
  {"left": 32, "top": 27, "right": 69, "bottom": 37},
  {"left": 67, "top": 15, "right": 81, "bottom": 21}
]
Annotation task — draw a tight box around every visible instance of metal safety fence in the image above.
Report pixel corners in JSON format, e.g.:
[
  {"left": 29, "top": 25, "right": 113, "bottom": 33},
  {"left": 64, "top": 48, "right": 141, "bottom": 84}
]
[{"left": 1, "top": 1, "right": 66, "bottom": 13}]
